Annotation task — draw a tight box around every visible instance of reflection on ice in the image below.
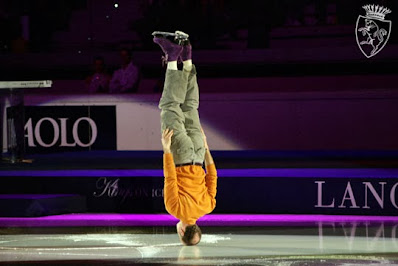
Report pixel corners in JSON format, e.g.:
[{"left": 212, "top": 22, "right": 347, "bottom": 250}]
[
  {"left": 201, "top": 234, "right": 231, "bottom": 244},
  {"left": 0, "top": 225, "right": 398, "bottom": 264}
]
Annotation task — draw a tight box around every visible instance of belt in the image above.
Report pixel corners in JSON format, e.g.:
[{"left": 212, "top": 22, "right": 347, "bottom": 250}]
[{"left": 176, "top": 162, "right": 203, "bottom": 167}]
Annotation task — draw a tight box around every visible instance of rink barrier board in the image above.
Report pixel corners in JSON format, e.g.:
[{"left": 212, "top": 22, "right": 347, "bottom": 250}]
[{"left": 0, "top": 168, "right": 397, "bottom": 216}]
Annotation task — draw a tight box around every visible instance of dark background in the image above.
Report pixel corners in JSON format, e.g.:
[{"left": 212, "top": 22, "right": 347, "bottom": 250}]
[{"left": 0, "top": 0, "right": 397, "bottom": 81}]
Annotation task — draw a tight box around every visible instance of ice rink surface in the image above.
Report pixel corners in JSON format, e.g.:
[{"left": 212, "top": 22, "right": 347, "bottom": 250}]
[{"left": 1, "top": 225, "right": 398, "bottom": 265}]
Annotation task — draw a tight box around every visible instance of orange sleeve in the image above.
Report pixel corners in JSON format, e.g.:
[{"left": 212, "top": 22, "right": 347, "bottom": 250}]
[
  {"left": 163, "top": 153, "right": 179, "bottom": 214},
  {"left": 205, "top": 163, "right": 217, "bottom": 208}
]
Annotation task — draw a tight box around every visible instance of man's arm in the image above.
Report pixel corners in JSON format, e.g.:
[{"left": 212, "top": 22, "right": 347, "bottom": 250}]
[
  {"left": 162, "top": 129, "right": 179, "bottom": 213},
  {"left": 204, "top": 148, "right": 217, "bottom": 199},
  {"left": 201, "top": 127, "right": 217, "bottom": 201},
  {"left": 204, "top": 148, "right": 215, "bottom": 167}
]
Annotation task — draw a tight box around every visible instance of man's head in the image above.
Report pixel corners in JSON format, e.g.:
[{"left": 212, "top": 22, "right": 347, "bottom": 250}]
[
  {"left": 119, "top": 48, "right": 132, "bottom": 66},
  {"left": 177, "top": 221, "right": 202, "bottom": 246},
  {"left": 93, "top": 56, "right": 105, "bottom": 73}
]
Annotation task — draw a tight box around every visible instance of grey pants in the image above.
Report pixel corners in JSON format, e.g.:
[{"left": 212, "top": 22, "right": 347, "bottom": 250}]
[{"left": 159, "top": 65, "right": 205, "bottom": 165}]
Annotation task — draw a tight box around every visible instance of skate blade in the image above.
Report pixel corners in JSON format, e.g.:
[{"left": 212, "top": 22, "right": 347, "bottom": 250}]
[
  {"left": 152, "top": 31, "right": 189, "bottom": 40},
  {"left": 152, "top": 31, "right": 175, "bottom": 37}
]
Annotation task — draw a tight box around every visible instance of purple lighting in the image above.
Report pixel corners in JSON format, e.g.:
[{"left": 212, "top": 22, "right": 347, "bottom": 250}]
[
  {"left": 0, "top": 194, "right": 75, "bottom": 199},
  {"left": 0, "top": 168, "right": 397, "bottom": 177},
  {"left": 1, "top": 214, "right": 398, "bottom": 228}
]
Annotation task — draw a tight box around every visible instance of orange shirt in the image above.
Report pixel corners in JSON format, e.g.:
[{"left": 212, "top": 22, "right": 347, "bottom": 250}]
[{"left": 163, "top": 153, "right": 217, "bottom": 224}]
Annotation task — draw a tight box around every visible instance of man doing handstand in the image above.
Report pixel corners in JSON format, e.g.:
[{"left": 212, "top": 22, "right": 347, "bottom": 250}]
[{"left": 154, "top": 31, "right": 217, "bottom": 246}]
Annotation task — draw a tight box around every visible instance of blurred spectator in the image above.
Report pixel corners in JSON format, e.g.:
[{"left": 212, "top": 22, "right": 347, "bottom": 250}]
[
  {"left": 391, "top": 0, "right": 397, "bottom": 44},
  {"left": 314, "top": 0, "right": 328, "bottom": 25},
  {"left": 109, "top": 48, "right": 140, "bottom": 93},
  {"left": 196, "top": 0, "right": 223, "bottom": 48},
  {"left": 86, "top": 56, "right": 111, "bottom": 93},
  {"left": 28, "top": 0, "right": 73, "bottom": 52},
  {"left": 247, "top": 0, "right": 273, "bottom": 48},
  {"left": 29, "top": 0, "right": 53, "bottom": 52},
  {"left": 282, "top": 0, "right": 307, "bottom": 26},
  {"left": 134, "top": 0, "right": 226, "bottom": 50},
  {"left": 11, "top": 36, "right": 28, "bottom": 53},
  {"left": 133, "top": 0, "right": 188, "bottom": 50},
  {"left": 0, "top": 1, "right": 23, "bottom": 53},
  {"left": 336, "top": 0, "right": 360, "bottom": 25}
]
